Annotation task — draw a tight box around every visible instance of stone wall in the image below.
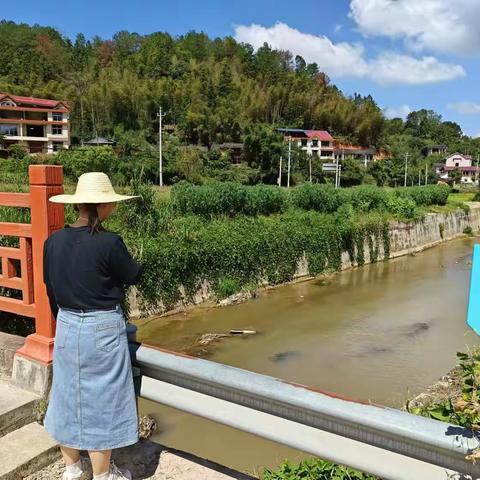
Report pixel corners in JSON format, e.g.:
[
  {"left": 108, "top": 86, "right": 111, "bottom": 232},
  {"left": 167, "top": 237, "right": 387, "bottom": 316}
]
[
  {"left": 130, "top": 204, "right": 480, "bottom": 318},
  {"left": 389, "top": 203, "right": 480, "bottom": 258}
]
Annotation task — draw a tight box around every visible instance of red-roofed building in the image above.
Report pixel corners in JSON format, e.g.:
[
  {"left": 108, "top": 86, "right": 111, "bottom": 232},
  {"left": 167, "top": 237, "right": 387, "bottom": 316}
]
[
  {"left": 438, "top": 153, "right": 479, "bottom": 184},
  {"left": 277, "top": 128, "right": 334, "bottom": 159},
  {"left": 0, "top": 93, "right": 70, "bottom": 154},
  {"left": 334, "top": 142, "right": 376, "bottom": 166}
]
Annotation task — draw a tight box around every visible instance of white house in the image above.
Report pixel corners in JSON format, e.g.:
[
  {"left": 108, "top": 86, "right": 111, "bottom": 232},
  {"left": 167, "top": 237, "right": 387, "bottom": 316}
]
[
  {"left": 277, "top": 128, "right": 335, "bottom": 159},
  {"left": 440, "top": 153, "right": 479, "bottom": 184},
  {"left": 0, "top": 93, "right": 70, "bottom": 154}
]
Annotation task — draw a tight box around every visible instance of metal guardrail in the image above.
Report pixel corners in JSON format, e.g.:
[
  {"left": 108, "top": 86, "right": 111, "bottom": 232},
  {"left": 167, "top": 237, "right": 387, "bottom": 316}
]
[{"left": 129, "top": 340, "right": 480, "bottom": 480}]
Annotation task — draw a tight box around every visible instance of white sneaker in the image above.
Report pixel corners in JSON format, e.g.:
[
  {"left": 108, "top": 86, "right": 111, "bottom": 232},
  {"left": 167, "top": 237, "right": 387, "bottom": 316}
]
[
  {"left": 62, "top": 457, "right": 92, "bottom": 480},
  {"left": 107, "top": 460, "right": 132, "bottom": 480}
]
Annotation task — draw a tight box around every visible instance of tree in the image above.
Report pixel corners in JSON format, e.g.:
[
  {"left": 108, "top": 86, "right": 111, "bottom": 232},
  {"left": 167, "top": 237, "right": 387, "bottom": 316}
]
[
  {"left": 243, "top": 126, "right": 285, "bottom": 183},
  {"left": 340, "top": 158, "right": 365, "bottom": 187},
  {"left": 450, "top": 168, "right": 462, "bottom": 186},
  {"left": 175, "top": 147, "right": 204, "bottom": 183}
]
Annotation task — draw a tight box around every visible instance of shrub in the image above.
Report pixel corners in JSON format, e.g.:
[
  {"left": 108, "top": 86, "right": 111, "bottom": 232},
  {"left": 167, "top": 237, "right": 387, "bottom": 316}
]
[
  {"left": 340, "top": 185, "right": 390, "bottom": 212},
  {"left": 290, "top": 184, "right": 343, "bottom": 213},
  {"left": 386, "top": 196, "right": 418, "bottom": 220},
  {"left": 244, "top": 184, "right": 288, "bottom": 216},
  {"left": 395, "top": 184, "right": 450, "bottom": 206},
  {"left": 215, "top": 277, "right": 241, "bottom": 298},
  {"left": 52, "top": 147, "right": 118, "bottom": 179},
  {"left": 171, "top": 181, "right": 287, "bottom": 217},
  {"left": 263, "top": 458, "right": 377, "bottom": 480}
]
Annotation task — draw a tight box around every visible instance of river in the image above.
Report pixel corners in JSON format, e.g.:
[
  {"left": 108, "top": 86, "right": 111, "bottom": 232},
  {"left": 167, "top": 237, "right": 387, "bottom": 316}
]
[{"left": 135, "top": 237, "right": 478, "bottom": 474}]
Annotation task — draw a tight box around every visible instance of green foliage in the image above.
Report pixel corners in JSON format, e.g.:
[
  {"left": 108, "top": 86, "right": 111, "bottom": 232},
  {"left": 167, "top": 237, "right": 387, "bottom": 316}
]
[
  {"left": 216, "top": 277, "right": 241, "bottom": 298},
  {"left": 263, "top": 458, "right": 377, "bottom": 480},
  {"left": 0, "top": 21, "right": 386, "bottom": 154},
  {"left": 132, "top": 207, "right": 388, "bottom": 311},
  {"left": 395, "top": 184, "right": 450, "bottom": 206},
  {"left": 171, "top": 182, "right": 452, "bottom": 222},
  {"left": 386, "top": 196, "right": 418, "bottom": 220},
  {"left": 51, "top": 147, "right": 118, "bottom": 180},
  {"left": 439, "top": 223, "right": 445, "bottom": 239},
  {"left": 171, "top": 181, "right": 288, "bottom": 217},
  {"left": 33, "top": 398, "right": 49, "bottom": 425},
  {"left": 409, "top": 351, "right": 480, "bottom": 432},
  {"left": 290, "top": 184, "right": 342, "bottom": 213}
]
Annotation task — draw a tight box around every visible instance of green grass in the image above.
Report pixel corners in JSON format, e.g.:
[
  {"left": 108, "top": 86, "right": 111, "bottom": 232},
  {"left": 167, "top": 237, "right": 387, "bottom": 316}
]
[
  {"left": 426, "top": 192, "right": 475, "bottom": 214},
  {"left": 448, "top": 192, "right": 476, "bottom": 203}
]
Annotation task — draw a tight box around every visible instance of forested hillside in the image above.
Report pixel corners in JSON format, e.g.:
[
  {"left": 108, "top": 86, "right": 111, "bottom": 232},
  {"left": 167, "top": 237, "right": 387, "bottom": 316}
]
[
  {"left": 0, "top": 20, "right": 383, "bottom": 145},
  {"left": 1, "top": 20, "right": 480, "bottom": 186}
]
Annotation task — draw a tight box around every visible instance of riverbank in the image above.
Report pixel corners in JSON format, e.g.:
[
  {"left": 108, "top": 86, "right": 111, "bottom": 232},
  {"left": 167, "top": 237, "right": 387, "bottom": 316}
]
[{"left": 130, "top": 203, "right": 480, "bottom": 319}]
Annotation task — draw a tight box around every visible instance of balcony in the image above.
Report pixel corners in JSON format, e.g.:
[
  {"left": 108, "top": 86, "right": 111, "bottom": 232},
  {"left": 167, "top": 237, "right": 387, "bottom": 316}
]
[{"left": 25, "top": 124, "right": 45, "bottom": 138}]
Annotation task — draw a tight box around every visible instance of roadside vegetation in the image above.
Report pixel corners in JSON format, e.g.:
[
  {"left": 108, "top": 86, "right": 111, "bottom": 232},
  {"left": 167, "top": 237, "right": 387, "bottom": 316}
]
[
  {"left": 263, "top": 459, "right": 377, "bottom": 480},
  {"left": 106, "top": 180, "right": 450, "bottom": 313}
]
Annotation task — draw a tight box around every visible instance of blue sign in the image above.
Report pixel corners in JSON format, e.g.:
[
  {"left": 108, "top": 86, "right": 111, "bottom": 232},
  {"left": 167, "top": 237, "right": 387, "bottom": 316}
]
[{"left": 467, "top": 244, "right": 480, "bottom": 335}]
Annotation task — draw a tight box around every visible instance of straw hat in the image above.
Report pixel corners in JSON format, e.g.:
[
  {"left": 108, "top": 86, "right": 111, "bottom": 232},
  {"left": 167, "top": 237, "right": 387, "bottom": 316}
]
[{"left": 49, "top": 172, "right": 138, "bottom": 204}]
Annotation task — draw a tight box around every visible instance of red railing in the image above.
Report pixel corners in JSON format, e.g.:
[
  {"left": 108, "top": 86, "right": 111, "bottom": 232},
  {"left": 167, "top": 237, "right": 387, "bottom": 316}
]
[{"left": 0, "top": 165, "right": 64, "bottom": 364}]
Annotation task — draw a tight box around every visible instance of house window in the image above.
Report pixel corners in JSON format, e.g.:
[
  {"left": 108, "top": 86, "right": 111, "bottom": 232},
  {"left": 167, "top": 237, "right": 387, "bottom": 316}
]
[
  {"left": 312, "top": 140, "right": 318, "bottom": 147},
  {"left": 455, "top": 162, "right": 459, "bottom": 167},
  {"left": 52, "top": 112, "right": 63, "bottom": 121},
  {"left": 52, "top": 125, "right": 63, "bottom": 135},
  {"left": 321, "top": 141, "right": 331, "bottom": 147},
  {"left": 0, "top": 124, "right": 18, "bottom": 136},
  {"left": 0, "top": 100, "right": 15, "bottom": 107},
  {"left": 301, "top": 139, "right": 308, "bottom": 147}
]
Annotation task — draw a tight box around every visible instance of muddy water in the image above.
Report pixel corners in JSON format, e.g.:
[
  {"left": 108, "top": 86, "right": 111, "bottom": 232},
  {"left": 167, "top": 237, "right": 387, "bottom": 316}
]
[{"left": 136, "top": 237, "right": 478, "bottom": 474}]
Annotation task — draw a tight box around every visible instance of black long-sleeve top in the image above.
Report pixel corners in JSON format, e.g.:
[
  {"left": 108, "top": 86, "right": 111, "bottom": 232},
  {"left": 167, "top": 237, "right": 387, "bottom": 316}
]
[{"left": 43, "top": 226, "right": 142, "bottom": 318}]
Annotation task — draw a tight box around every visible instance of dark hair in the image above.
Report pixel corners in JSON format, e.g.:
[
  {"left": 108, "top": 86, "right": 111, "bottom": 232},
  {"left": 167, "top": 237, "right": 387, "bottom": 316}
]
[{"left": 74, "top": 204, "right": 105, "bottom": 235}]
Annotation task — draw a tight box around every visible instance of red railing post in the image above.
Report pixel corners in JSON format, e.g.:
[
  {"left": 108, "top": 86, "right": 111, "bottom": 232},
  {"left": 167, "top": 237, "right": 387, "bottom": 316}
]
[{"left": 16, "top": 165, "right": 64, "bottom": 365}]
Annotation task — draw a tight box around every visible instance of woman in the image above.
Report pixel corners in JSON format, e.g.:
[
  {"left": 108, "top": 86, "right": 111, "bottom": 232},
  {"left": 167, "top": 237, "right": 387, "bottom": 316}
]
[{"left": 43, "top": 172, "right": 142, "bottom": 480}]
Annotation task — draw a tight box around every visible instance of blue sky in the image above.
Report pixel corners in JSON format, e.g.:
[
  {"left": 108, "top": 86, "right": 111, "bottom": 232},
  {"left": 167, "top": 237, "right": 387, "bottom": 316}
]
[{"left": 4, "top": 0, "right": 480, "bottom": 136}]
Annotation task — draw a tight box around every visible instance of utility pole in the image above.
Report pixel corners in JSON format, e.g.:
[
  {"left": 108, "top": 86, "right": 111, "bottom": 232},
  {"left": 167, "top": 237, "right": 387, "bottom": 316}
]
[
  {"left": 425, "top": 163, "right": 428, "bottom": 185},
  {"left": 476, "top": 155, "right": 479, "bottom": 186},
  {"left": 418, "top": 169, "right": 421, "bottom": 186},
  {"left": 287, "top": 137, "right": 292, "bottom": 188},
  {"left": 278, "top": 157, "right": 283, "bottom": 186},
  {"left": 309, "top": 154, "right": 312, "bottom": 183},
  {"left": 335, "top": 149, "right": 344, "bottom": 189},
  {"left": 157, "top": 107, "right": 165, "bottom": 187},
  {"left": 404, "top": 153, "right": 409, "bottom": 187}
]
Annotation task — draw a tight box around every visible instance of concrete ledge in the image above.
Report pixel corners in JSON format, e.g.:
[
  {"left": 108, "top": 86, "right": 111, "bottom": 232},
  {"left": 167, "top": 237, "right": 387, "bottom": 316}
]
[
  {"left": 0, "top": 378, "right": 39, "bottom": 437},
  {"left": 12, "top": 355, "right": 52, "bottom": 397},
  {"left": 0, "top": 332, "right": 25, "bottom": 377},
  {"left": 0, "top": 422, "right": 60, "bottom": 480}
]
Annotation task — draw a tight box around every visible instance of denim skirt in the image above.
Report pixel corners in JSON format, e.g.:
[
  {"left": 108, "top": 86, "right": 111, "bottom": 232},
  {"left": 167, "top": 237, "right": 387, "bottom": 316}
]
[{"left": 44, "top": 306, "right": 139, "bottom": 450}]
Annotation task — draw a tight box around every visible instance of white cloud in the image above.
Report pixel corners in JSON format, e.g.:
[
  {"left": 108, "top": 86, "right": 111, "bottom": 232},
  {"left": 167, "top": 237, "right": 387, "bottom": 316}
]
[
  {"left": 234, "top": 23, "right": 368, "bottom": 78},
  {"left": 350, "top": 0, "right": 480, "bottom": 56},
  {"left": 234, "top": 22, "right": 465, "bottom": 86},
  {"left": 371, "top": 53, "right": 465, "bottom": 86},
  {"left": 384, "top": 105, "right": 412, "bottom": 119},
  {"left": 447, "top": 102, "right": 480, "bottom": 115}
]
